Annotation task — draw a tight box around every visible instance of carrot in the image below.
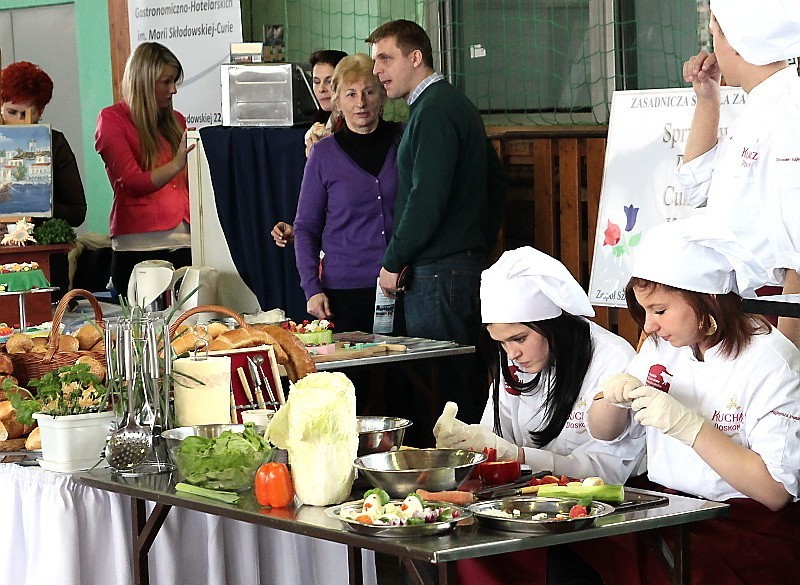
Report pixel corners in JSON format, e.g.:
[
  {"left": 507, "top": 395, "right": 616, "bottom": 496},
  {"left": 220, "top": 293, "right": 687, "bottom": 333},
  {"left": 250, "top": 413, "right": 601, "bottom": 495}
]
[
  {"left": 416, "top": 489, "right": 476, "bottom": 506},
  {"left": 354, "top": 514, "right": 373, "bottom": 524}
]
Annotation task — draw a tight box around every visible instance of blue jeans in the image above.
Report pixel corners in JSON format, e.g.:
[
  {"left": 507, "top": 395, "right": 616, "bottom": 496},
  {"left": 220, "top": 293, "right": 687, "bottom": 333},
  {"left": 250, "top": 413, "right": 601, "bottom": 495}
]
[
  {"left": 402, "top": 251, "right": 486, "bottom": 424},
  {"left": 403, "top": 251, "right": 484, "bottom": 345}
]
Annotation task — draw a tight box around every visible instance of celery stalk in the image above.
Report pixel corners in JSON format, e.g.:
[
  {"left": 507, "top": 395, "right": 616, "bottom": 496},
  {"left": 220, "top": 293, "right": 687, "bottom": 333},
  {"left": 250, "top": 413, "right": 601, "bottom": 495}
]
[
  {"left": 175, "top": 482, "right": 241, "bottom": 504},
  {"left": 537, "top": 484, "right": 625, "bottom": 503}
]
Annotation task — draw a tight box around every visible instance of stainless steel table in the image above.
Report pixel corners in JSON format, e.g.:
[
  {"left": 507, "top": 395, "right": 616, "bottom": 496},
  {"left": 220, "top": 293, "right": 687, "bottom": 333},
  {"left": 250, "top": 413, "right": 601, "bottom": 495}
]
[
  {"left": 75, "top": 468, "right": 728, "bottom": 585},
  {"left": 315, "top": 335, "right": 476, "bottom": 446}
]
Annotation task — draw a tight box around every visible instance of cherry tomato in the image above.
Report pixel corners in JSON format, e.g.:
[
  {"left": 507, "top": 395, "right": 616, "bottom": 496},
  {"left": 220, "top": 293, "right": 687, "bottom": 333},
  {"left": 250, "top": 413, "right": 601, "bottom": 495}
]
[
  {"left": 569, "top": 505, "right": 588, "bottom": 518},
  {"left": 255, "top": 462, "right": 294, "bottom": 508}
]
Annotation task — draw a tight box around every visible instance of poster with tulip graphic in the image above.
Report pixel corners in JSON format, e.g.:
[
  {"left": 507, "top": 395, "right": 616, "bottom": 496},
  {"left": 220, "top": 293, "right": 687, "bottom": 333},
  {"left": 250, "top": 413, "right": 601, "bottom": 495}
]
[{"left": 588, "top": 86, "right": 747, "bottom": 307}]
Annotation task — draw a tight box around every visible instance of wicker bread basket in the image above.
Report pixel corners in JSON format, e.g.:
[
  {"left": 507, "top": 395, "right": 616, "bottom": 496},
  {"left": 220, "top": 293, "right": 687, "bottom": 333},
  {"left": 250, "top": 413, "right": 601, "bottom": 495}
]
[
  {"left": 6, "top": 288, "right": 105, "bottom": 386},
  {"left": 168, "top": 305, "right": 316, "bottom": 382}
]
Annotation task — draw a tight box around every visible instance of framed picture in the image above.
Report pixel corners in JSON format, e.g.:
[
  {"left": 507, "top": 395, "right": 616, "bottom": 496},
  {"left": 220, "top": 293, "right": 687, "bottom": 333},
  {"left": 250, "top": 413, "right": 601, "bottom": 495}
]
[{"left": 0, "top": 124, "right": 53, "bottom": 219}]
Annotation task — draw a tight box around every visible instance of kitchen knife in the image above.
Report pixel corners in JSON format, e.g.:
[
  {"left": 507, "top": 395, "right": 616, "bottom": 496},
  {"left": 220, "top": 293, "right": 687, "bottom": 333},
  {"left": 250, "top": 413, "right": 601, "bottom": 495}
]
[
  {"left": 253, "top": 355, "right": 280, "bottom": 410},
  {"left": 246, "top": 357, "right": 268, "bottom": 409},
  {"left": 474, "top": 469, "right": 553, "bottom": 499},
  {"left": 491, "top": 484, "right": 543, "bottom": 499}
]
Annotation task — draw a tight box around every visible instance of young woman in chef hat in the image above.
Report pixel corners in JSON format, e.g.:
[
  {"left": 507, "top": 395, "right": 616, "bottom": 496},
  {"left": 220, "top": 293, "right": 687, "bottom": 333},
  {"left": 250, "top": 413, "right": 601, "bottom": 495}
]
[
  {"left": 680, "top": 0, "right": 800, "bottom": 346},
  {"left": 585, "top": 216, "right": 800, "bottom": 585},
  {"left": 434, "top": 246, "right": 643, "bottom": 585}
]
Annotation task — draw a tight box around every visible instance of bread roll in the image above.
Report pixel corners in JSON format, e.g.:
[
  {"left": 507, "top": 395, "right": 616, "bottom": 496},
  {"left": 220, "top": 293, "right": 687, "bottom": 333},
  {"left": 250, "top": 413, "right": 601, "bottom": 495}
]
[
  {"left": 0, "top": 352, "right": 13, "bottom": 373},
  {"left": 25, "top": 427, "right": 41, "bottom": 450},
  {"left": 30, "top": 343, "right": 48, "bottom": 353},
  {"left": 0, "top": 400, "right": 14, "bottom": 420},
  {"left": 247, "top": 325, "right": 291, "bottom": 364},
  {"left": 0, "top": 386, "right": 30, "bottom": 402},
  {"left": 31, "top": 336, "right": 48, "bottom": 347},
  {"left": 77, "top": 355, "right": 106, "bottom": 381},
  {"left": 0, "top": 418, "right": 25, "bottom": 441},
  {"left": 193, "top": 325, "right": 213, "bottom": 342},
  {"left": 0, "top": 402, "right": 25, "bottom": 440},
  {"left": 75, "top": 322, "right": 103, "bottom": 350},
  {"left": 207, "top": 327, "right": 274, "bottom": 351},
  {"left": 5, "top": 333, "right": 33, "bottom": 354},
  {"left": 90, "top": 340, "right": 105, "bottom": 352},
  {"left": 256, "top": 325, "right": 316, "bottom": 381},
  {"left": 206, "top": 322, "right": 230, "bottom": 339},
  {"left": 171, "top": 330, "right": 203, "bottom": 356},
  {"left": 57, "top": 335, "right": 80, "bottom": 352}
]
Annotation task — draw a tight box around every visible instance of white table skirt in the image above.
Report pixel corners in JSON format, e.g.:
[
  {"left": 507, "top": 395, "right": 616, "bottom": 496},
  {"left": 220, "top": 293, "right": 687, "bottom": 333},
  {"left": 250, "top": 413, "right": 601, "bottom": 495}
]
[{"left": 0, "top": 465, "right": 377, "bottom": 585}]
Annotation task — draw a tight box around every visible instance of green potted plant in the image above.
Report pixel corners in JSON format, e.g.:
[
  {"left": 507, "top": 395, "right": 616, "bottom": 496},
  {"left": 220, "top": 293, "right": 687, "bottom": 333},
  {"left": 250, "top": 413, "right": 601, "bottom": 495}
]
[{"left": 10, "top": 363, "right": 113, "bottom": 472}]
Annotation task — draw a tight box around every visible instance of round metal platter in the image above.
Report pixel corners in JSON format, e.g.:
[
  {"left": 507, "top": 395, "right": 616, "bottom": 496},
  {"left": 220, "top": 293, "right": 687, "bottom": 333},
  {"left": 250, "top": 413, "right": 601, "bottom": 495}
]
[
  {"left": 468, "top": 496, "right": 615, "bottom": 534},
  {"left": 325, "top": 499, "right": 472, "bottom": 538}
]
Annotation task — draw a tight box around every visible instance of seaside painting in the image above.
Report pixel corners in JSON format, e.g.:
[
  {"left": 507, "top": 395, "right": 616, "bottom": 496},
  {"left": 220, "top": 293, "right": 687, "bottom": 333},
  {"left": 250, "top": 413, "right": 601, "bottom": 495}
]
[{"left": 0, "top": 124, "right": 53, "bottom": 219}]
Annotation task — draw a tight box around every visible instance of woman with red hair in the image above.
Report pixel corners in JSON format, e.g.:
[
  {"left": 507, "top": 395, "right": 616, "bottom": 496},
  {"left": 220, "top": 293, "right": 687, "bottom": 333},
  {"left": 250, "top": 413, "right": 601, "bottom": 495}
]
[{"left": 0, "top": 61, "right": 87, "bottom": 227}]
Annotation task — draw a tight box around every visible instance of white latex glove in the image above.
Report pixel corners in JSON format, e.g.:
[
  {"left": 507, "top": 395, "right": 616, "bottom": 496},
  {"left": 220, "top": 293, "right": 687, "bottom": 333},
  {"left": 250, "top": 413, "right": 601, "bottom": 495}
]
[
  {"left": 436, "top": 422, "right": 519, "bottom": 461},
  {"left": 433, "top": 402, "right": 461, "bottom": 438},
  {"left": 600, "top": 373, "right": 643, "bottom": 407},
  {"left": 629, "top": 385, "right": 704, "bottom": 447}
]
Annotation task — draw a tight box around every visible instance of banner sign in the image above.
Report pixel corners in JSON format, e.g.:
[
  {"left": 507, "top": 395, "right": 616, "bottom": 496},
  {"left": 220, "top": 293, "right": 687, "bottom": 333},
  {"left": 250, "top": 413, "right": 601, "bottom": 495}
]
[
  {"left": 127, "top": 0, "right": 242, "bottom": 128},
  {"left": 588, "top": 86, "right": 747, "bottom": 307}
]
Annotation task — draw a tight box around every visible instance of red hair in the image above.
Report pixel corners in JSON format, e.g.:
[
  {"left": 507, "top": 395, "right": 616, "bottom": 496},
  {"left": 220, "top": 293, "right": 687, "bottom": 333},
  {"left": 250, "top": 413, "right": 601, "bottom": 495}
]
[{"left": 0, "top": 62, "right": 54, "bottom": 112}]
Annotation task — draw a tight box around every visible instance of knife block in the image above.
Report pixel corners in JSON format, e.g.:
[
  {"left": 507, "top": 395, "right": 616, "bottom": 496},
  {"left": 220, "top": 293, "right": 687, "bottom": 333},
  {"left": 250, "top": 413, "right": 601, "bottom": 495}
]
[{"left": 208, "top": 344, "right": 282, "bottom": 423}]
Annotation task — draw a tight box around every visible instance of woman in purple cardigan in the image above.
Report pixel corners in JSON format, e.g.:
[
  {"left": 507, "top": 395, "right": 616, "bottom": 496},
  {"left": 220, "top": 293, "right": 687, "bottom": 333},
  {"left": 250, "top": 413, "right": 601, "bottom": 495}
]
[{"left": 293, "top": 53, "right": 402, "bottom": 333}]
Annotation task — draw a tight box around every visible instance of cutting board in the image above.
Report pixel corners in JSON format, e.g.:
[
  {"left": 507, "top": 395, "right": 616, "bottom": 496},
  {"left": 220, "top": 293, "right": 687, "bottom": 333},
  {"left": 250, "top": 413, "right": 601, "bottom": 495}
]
[{"left": 311, "top": 343, "right": 407, "bottom": 363}]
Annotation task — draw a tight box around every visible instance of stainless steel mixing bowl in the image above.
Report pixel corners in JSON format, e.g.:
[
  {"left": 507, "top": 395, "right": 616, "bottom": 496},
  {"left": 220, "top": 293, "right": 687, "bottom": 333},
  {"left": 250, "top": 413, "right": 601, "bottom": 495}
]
[
  {"left": 353, "top": 448, "right": 486, "bottom": 498},
  {"left": 357, "top": 416, "right": 412, "bottom": 456}
]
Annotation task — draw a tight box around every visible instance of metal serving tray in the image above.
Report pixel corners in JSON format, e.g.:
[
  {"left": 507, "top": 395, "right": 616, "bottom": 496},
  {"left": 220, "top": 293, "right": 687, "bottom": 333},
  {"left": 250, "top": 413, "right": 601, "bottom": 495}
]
[{"left": 469, "top": 496, "right": 615, "bottom": 534}]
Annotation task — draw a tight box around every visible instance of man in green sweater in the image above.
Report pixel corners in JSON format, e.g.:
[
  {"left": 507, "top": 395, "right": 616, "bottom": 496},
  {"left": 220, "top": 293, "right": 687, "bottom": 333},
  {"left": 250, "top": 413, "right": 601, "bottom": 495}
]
[{"left": 368, "top": 19, "right": 506, "bottom": 423}]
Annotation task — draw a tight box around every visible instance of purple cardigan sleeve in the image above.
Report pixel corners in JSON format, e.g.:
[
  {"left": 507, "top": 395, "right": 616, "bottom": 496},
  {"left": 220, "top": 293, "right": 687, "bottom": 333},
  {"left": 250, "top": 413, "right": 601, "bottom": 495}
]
[{"left": 293, "top": 145, "right": 329, "bottom": 300}]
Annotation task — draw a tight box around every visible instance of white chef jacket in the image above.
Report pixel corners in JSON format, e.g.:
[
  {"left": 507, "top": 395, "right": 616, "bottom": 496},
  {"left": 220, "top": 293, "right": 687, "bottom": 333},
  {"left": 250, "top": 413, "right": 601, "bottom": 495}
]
[
  {"left": 677, "top": 66, "right": 800, "bottom": 285},
  {"left": 626, "top": 330, "right": 800, "bottom": 502},
  {"left": 480, "top": 320, "right": 641, "bottom": 484}
]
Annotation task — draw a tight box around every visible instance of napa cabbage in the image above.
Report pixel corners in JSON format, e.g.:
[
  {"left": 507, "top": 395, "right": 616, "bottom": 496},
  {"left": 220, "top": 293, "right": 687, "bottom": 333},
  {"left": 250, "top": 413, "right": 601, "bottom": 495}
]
[{"left": 266, "top": 372, "right": 357, "bottom": 505}]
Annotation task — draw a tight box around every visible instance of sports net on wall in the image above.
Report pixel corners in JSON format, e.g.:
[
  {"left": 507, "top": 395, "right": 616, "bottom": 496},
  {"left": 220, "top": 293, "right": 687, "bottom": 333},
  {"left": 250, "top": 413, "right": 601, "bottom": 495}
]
[{"left": 275, "top": 0, "right": 704, "bottom": 125}]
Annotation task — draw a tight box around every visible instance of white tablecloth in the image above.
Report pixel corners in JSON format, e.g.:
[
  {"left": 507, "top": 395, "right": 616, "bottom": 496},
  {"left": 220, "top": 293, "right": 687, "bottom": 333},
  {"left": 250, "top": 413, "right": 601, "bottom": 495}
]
[{"left": 0, "top": 465, "right": 377, "bottom": 585}]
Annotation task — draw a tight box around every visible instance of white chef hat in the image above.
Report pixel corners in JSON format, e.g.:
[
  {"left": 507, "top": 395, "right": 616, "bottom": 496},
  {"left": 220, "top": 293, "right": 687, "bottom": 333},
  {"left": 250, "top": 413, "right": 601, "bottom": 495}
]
[
  {"left": 480, "top": 247, "right": 595, "bottom": 323},
  {"left": 631, "top": 216, "right": 768, "bottom": 297},
  {"left": 711, "top": 0, "right": 800, "bottom": 66}
]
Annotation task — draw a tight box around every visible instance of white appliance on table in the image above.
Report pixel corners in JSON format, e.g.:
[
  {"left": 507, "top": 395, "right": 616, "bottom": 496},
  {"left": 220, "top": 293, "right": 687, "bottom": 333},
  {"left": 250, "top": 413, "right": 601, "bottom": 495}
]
[{"left": 126, "top": 260, "right": 220, "bottom": 322}]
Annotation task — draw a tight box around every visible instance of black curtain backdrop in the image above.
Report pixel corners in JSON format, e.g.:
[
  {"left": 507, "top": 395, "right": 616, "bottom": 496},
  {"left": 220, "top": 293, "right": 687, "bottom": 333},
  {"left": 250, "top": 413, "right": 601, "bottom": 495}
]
[{"left": 199, "top": 126, "right": 309, "bottom": 321}]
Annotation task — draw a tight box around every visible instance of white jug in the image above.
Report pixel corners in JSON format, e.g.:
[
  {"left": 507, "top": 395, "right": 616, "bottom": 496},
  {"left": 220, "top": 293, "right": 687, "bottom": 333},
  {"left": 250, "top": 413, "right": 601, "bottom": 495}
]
[
  {"left": 126, "top": 260, "right": 176, "bottom": 311},
  {"left": 173, "top": 266, "right": 219, "bottom": 322}
]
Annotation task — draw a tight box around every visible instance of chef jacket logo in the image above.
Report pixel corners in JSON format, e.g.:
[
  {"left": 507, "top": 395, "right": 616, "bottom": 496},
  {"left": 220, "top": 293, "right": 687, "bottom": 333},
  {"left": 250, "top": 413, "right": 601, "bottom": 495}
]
[
  {"left": 504, "top": 364, "right": 523, "bottom": 396},
  {"left": 740, "top": 146, "right": 759, "bottom": 168},
  {"left": 646, "top": 364, "right": 672, "bottom": 392},
  {"left": 711, "top": 396, "right": 744, "bottom": 434},
  {"left": 566, "top": 408, "right": 586, "bottom": 430}
]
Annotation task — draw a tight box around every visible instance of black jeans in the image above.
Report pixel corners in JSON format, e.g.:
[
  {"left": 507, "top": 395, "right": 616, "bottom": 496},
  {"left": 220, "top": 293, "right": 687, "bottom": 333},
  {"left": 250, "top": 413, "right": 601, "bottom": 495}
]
[{"left": 111, "top": 248, "right": 192, "bottom": 302}]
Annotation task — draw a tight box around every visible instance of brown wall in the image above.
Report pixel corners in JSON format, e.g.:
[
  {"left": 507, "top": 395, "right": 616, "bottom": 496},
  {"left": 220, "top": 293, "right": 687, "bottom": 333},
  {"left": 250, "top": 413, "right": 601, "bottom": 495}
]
[
  {"left": 107, "top": 0, "right": 131, "bottom": 103},
  {"left": 487, "top": 126, "right": 641, "bottom": 347}
]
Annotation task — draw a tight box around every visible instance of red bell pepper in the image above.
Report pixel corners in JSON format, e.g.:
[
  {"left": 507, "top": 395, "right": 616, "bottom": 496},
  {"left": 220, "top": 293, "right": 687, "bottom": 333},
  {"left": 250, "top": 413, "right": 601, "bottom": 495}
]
[
  {"left": 479, "top": 460, "right": 522, "bottom": 485},
  {"left": 255, "top": 462, "right": 294, "bottom": 508}
]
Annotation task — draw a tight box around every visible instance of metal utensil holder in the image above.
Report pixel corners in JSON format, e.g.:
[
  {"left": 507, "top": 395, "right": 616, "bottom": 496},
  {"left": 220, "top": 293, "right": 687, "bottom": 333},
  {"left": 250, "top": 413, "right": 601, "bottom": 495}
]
[{"left": 104, "top": 312, "right": 175, "bottom": 475}]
